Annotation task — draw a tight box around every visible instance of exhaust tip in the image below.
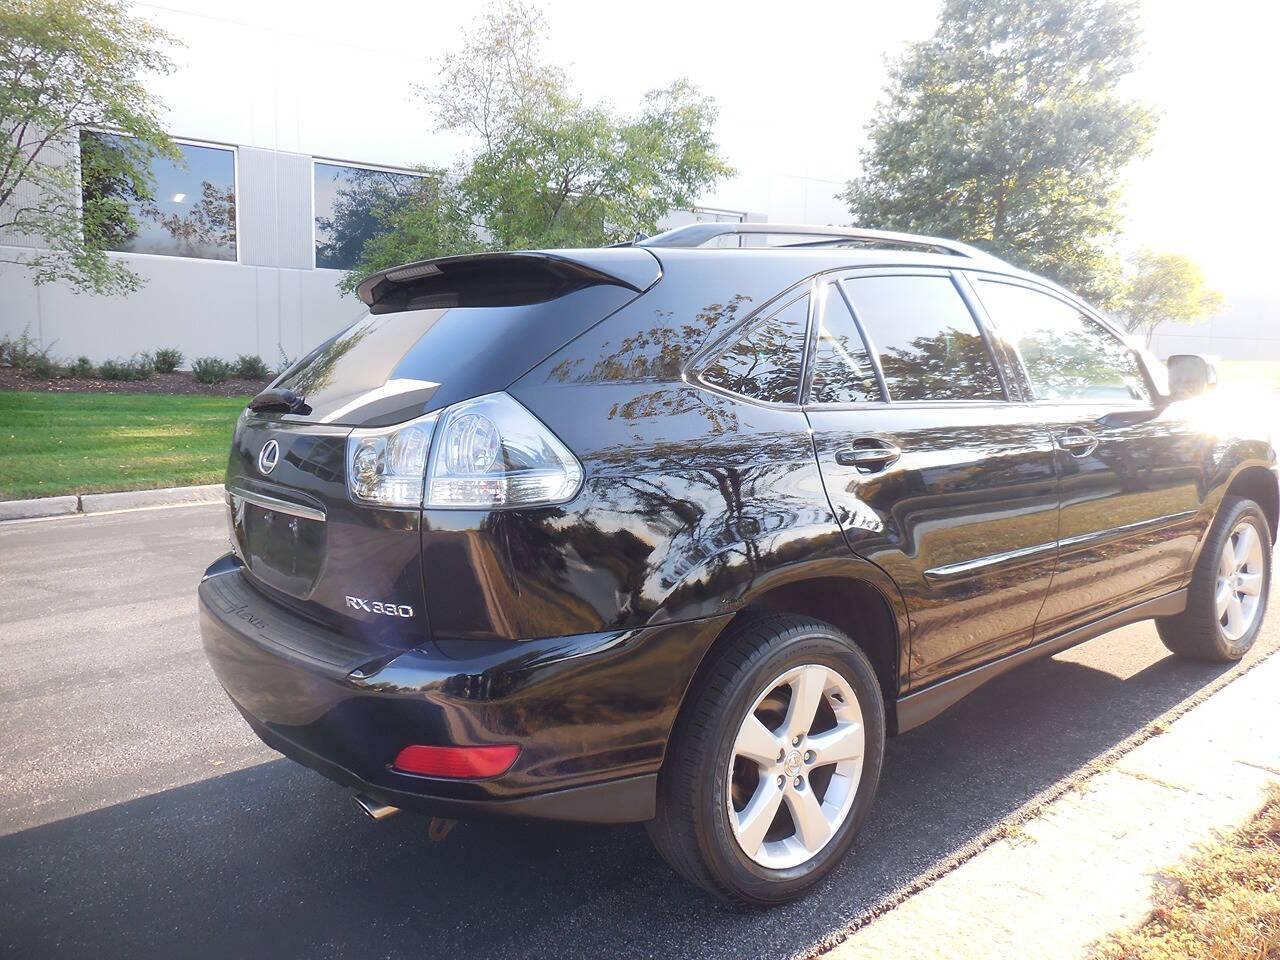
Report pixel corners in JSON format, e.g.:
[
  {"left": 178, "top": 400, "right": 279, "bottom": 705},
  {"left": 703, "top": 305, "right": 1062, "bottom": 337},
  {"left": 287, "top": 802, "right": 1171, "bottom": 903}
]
[{"left": 353, "top": 792, "right": 400, "bottom": 821}]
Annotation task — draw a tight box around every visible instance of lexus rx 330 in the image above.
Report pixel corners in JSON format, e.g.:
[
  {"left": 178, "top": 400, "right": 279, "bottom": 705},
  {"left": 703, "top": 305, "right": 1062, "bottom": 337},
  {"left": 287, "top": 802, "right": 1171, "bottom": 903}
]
[{"left": 198, "top": 223, "right": 1276, "bottom": 905}]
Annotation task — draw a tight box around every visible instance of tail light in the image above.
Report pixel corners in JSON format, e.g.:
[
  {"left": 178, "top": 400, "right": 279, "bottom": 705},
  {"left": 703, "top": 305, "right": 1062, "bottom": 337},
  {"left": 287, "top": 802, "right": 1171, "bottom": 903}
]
[{"left": 346, "top": 392, "right": 581, "bottom": 510}]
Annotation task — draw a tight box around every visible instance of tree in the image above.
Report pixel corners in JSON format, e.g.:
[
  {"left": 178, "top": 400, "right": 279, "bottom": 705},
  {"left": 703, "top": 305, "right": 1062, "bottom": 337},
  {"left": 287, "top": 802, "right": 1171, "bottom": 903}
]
[
  {"left": 341, "top": 0, "right": 733, "bottom": 288},
  {"left": 331, "top": 168, "right": 477, "bottom": 293},
  {"left": 1116, "top": 251, "right": 1224, "bottom": 346},
  {"left": 0, "top": 0, "right": 178, "bottom": 295},
  {"left": 843, "top": 0, "right": 1156, "bottom": 307}
]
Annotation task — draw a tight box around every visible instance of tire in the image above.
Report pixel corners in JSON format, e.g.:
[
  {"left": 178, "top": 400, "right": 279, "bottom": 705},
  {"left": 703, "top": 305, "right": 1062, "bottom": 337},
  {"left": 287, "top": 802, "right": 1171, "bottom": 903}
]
[
  {"left": 1156, "top": 496, "right": 1272, "bottom": 662},
  {"left": 646, "top": 613, "right": 885, "bottom": 906}
]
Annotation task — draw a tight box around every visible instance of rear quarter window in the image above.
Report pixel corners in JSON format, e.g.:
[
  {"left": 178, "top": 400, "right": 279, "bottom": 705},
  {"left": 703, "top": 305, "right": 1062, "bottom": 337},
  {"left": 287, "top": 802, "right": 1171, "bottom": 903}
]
[{"left": 700, "top": 295, "right": 809, "bottom": 404}]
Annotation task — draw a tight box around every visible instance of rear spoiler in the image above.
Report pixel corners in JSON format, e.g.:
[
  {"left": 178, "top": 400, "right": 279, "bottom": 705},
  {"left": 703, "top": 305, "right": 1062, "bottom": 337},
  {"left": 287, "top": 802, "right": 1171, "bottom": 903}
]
[{"left": 354, "top": 249, "right": 662, "bottom": 313}]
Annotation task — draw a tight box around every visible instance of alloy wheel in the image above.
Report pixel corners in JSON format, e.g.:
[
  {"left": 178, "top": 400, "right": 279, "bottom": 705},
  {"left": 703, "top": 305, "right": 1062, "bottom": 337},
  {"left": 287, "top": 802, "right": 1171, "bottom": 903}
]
[
  {"left": 726, "top": 663, "right": 865, "bottom": 870},
  {"left": 1216, "top": 519, "right": 1265, "bottom": 642}
]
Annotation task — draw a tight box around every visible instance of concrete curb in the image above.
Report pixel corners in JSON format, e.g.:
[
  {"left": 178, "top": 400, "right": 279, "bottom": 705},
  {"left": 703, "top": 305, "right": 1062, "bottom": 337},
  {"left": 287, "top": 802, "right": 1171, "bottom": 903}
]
[
  {"left": 0, "top": 495, "right": 79, "bottom": 522},
  {"left": 0, "top": 484, "right": 223, "bottom": 522},
  {"left": 80, "top": 484, "right": 225, "bottom": 514}
]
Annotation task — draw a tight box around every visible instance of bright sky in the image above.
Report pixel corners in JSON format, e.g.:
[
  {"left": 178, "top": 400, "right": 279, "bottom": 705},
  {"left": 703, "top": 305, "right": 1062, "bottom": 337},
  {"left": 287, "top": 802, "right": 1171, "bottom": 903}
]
[{"left": 139, "top": 0, "right": 1280, "bottom": 302}]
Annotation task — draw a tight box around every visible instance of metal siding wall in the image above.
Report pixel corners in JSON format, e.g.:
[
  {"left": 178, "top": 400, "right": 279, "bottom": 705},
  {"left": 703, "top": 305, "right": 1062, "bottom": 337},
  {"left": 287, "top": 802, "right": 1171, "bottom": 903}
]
[
  {"left": 236, "top": 147, "right": 313, "bottom": 269},
  {"left": 274, "top": 152, "right": 315, "bottom": 269},
  {"left": 0, "top": 133, "right": 76, "bottom": 249}
]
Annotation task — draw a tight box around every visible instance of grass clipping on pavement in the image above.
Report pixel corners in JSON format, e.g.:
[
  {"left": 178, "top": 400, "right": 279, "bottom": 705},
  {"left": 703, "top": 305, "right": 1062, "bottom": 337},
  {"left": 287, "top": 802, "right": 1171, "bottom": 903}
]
[{"left": 1093, "top": 783, "right": 1280, "bottom": 960}]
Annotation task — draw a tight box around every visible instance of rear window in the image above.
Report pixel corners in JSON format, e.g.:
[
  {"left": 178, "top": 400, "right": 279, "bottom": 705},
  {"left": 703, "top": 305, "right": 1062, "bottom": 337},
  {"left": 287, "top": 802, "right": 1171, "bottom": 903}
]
[
  {"left": 700, "top": 295, "right": 809, "bottom": 404},
  {"left": 271, "top": 284, "right": 635, "bottom": 424},
  {"left": 844, "top": 275, "right": 1003, "bottom": 402}
]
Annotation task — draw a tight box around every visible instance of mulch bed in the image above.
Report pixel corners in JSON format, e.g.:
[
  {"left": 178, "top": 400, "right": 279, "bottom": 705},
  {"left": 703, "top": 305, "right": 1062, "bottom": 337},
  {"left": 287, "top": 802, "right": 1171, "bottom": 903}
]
[{"left": 0, "top": 366, "right": 269, "bottom": 397}]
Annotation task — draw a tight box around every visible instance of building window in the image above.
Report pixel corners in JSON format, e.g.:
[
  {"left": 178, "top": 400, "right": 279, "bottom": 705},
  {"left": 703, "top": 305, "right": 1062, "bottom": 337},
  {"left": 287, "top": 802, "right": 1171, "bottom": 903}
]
[
  {"left": 79, "top": 131, "right": 237, "bottom": 261},
  {"left": 313, "top": 161, "right": 425, "bottom": 271}
]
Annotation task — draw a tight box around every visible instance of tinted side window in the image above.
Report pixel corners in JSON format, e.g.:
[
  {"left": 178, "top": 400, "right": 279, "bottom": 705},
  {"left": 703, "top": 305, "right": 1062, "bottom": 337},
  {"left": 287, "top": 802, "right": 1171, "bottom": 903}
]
[
  {"left": 844, "top": 276, "right": 1003, "bottom": 401},
  {"left": 808, "top": 283, "right": 882, "bottom": 403},
  {"left": 701, "top": 295, "right": 808, "bottom": 404},
  {"left": 975, "top": 280, "right": 1151, "bottom": 403}
]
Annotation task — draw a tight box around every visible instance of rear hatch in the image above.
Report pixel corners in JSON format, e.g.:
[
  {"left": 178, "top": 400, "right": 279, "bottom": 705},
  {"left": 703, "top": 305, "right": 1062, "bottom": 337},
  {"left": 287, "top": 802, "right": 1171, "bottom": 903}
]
[{"left": 224, "top": 249, "right": 660, "bottom": 659}]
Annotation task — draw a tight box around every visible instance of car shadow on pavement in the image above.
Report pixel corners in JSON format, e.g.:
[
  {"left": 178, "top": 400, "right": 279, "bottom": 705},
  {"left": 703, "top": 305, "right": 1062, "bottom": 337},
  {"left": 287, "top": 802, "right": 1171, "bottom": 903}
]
[{"left": 0, "top": 634, "right": 1244, "bottom": 960}]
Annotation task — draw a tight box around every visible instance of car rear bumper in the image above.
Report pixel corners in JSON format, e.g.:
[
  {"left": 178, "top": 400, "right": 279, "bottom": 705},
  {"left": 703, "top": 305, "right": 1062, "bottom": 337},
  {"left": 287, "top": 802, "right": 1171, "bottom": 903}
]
[{"left": 198, "top": 554, "right": 727, "bottom": 823}]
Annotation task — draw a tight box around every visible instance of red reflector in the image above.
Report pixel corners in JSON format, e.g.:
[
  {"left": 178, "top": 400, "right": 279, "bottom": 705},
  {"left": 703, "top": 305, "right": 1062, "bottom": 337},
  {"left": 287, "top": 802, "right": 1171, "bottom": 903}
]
[{"left": 393, "top": 744, "right": 520, "bottom": 779}]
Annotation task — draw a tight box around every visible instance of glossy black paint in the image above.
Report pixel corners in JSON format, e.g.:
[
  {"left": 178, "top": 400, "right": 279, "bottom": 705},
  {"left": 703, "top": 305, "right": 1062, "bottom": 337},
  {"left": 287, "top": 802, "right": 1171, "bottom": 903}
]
[
  {"left": 200, "top": 553, "right": 725, "bottom": 818},
  {"left": 199, "top": 242, "right": 1278, "bottom": 823}
]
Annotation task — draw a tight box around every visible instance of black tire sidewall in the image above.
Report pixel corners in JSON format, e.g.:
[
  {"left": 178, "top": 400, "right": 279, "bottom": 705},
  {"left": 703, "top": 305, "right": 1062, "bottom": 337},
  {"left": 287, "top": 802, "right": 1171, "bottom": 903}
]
[
  {"left": 1200, "top": 499, "right": 1272, "bottom": 659},
  {"left": 694, "top": 628, "right": 885, "bottom": 904}
]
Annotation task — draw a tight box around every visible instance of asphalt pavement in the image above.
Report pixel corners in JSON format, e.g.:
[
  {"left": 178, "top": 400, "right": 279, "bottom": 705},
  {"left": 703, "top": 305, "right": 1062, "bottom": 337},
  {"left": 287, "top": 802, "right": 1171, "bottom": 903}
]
[{"left": 1, "top": 502, "right": 1275, "bottom": 960}]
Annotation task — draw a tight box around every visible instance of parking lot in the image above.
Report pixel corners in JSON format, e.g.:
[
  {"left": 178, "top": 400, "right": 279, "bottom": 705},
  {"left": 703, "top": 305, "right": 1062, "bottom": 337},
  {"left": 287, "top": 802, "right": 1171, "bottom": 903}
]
[{"left": 2, "top": 502, "right": 1275, "bottom": 960}]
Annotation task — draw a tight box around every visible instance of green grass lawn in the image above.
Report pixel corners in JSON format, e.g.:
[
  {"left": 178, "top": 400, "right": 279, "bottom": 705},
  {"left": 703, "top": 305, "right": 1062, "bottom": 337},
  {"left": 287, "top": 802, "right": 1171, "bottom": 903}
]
[{"left": 0, "top": 391, "right": 249, "bottom": 501}]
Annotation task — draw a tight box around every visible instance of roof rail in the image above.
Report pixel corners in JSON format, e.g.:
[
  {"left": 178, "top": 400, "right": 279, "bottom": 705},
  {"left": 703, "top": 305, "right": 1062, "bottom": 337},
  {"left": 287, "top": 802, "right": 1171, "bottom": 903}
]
[{"left": 637, "top": 223, "right": 1001, "bottom": 262}]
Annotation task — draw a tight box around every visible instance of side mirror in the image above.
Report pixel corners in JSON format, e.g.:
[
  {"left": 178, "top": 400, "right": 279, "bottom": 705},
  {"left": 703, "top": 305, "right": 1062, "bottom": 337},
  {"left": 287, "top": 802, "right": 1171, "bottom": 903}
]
[{"left": 1166, "top": 354, "right": 1218, "bottom": 399}]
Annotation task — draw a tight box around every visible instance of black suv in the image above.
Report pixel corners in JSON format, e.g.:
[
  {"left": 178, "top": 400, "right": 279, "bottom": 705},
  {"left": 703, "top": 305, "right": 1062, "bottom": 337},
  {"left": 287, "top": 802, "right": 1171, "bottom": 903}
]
[{"left": 199, "top": 223, "right": 1276, "bottom": 904}]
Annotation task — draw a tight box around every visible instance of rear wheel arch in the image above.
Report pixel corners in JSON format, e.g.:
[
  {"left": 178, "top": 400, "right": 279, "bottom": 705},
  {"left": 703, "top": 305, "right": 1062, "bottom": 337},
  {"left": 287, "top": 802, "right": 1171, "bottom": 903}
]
[{"left": 669, "top": 568, "right": 908, "bottom": 749}]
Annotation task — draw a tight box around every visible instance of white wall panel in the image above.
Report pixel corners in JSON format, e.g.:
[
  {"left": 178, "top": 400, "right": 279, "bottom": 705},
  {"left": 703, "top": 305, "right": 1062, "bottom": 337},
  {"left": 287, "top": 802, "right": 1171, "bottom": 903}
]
[
  {"left": 300, "top": 270, "right": 366, "bottom": 358},
  {"left": 32, "top": 255, "right": 256, "bottom": 362},
  {"left": 237, "top": 147, "right": 313, "bottom": 269},
  {"left": 0, "top": 265, "right": 45, "bottom": 341}
]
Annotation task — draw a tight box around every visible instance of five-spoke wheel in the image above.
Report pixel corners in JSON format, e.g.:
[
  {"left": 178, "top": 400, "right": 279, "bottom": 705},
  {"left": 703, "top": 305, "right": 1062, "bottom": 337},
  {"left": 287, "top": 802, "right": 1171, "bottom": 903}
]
[
  {"left": 1158, "top": 495, "right": 1272, "bottom": 662},
  {"left": 1215, "top": 519, "right": 1265, "bottom": 642},
  {"left": 727, "top": 664, "right": 864, "bottom": 869},
  {"left": 647, "top": 615, "right": 884, "bottom": 905}
]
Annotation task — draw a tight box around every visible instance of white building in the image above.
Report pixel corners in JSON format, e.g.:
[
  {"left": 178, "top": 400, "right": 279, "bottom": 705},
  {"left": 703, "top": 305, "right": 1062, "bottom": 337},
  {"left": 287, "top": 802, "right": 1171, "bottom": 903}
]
[{"left": 0, "top": 1, "right": 1268, "bottom": 367}]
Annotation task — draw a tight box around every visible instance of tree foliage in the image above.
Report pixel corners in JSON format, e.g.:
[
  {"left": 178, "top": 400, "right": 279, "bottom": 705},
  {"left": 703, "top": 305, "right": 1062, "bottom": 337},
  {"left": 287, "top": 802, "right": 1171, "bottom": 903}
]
[
  {"left": 341, "top": 0, "right": 733, "bottom": 291},
  {"left": 0, "top": 0, "right": 178, "bottom": 295},
  {"left": 330, "top": 168, "right": 477, "bottom": 293},
  {"left": 1117, "top": 250, "right": 1224, "bottom": 346},
  {"left": 843, "top": 0, "right": 1156, "bottom": 306}
]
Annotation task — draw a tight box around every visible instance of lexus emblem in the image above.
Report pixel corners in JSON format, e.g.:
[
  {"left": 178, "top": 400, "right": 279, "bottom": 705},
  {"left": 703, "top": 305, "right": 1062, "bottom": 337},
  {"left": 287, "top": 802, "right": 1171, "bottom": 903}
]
[{"left": 258, "top": 439, "right": 280, "bottom": 475}]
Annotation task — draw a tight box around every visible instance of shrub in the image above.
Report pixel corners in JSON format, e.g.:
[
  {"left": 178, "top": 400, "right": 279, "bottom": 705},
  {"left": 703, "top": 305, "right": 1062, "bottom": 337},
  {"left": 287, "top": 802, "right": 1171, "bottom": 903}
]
[
  {"left": 27, "top": 352, "right": 57, "bottom": 379},
  {"left": 233, "top": 353, "right": 270, "bottom": 380},
  {"left": 69, "top": 356, "right": 96, "bottom": 379},
  {"left": 99, "top": 353, "right": 155, "bottom": 382},
  {"left": 153, "top": 347, "right": 184, "bottom": 373},
  {"left": 275, "top": 349, "right": 296, "bottom": 377},
  {"left": 192, "top": 356, "right": 232, "bottom": 384},
  {"left": 2, "top": 328, "right": 58, "bottom": 377}
]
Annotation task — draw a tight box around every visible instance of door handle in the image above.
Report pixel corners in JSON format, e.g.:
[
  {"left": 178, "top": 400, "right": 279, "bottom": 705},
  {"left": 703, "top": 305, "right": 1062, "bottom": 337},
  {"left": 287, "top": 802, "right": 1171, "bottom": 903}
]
[
  {"left": 835, "top": 441, "right": 902, "bottom": 470},
  {"left": 1055, "top": 429, "right": 1100, "bottom": 457}
]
